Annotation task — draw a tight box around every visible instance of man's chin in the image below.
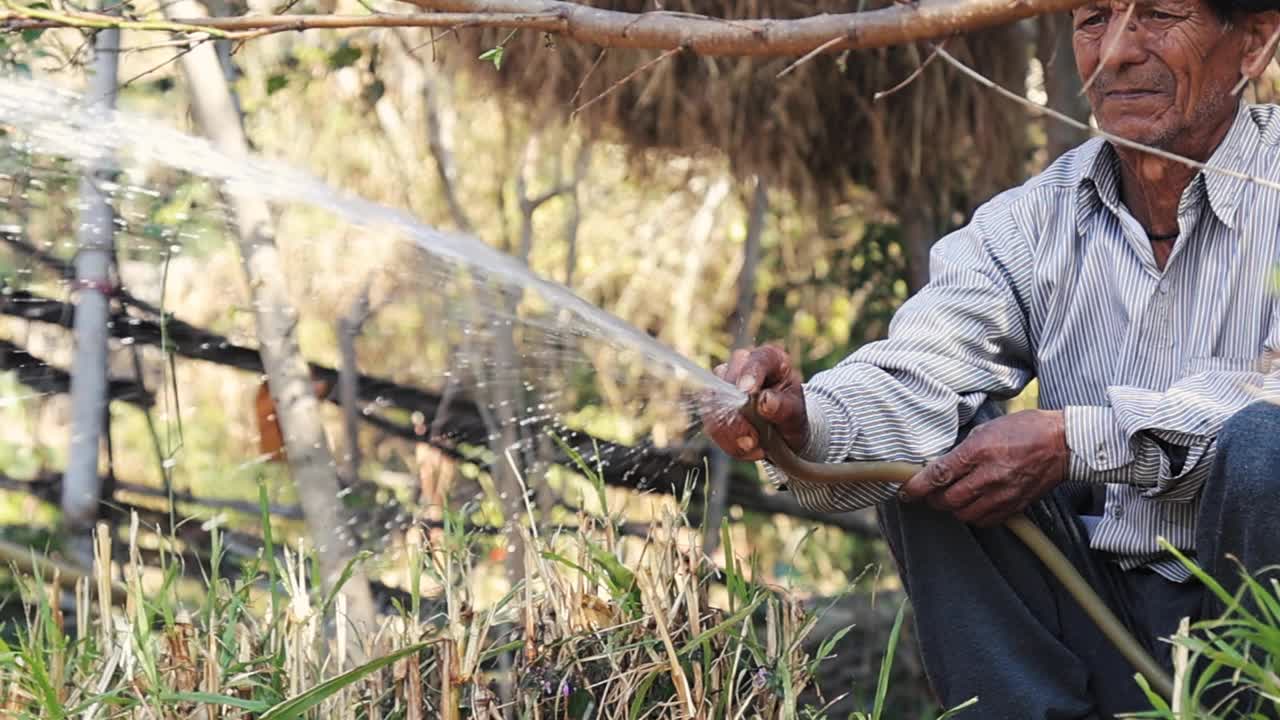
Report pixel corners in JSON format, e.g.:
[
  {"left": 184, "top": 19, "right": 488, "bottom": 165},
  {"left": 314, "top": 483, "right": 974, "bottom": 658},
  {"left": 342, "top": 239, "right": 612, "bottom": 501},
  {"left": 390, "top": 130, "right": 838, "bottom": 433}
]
[{"left": 1095, "top": 117, "right": 1174, "bottom": 150}]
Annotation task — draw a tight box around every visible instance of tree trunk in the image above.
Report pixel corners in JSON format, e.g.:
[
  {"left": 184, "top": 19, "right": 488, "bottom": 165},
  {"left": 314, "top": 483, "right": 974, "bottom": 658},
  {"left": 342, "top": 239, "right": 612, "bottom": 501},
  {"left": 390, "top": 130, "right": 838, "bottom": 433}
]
[
  {"left": 703, "top": 176, "right": 766, "bottom": 554},
  {"left": 163, "top": 0, "right": 377, "bottom": 636},
  {"left": 62, "top": 15, "right": 120, "bottom": 565},
  {"left": 1037, "top": 13, "right": 1091, "bottom": 162},
  {"left": 562, "top": 144, "right": 590, "bottom": 288},
  {"left": 338, "top": 285, "right": 372, "bottom": 484},
  {"left": 900, "top": 204, "right": 937, "bottom": 295},
  {"left": 420, "top": 66, "right": 475, "bottom": 235}
]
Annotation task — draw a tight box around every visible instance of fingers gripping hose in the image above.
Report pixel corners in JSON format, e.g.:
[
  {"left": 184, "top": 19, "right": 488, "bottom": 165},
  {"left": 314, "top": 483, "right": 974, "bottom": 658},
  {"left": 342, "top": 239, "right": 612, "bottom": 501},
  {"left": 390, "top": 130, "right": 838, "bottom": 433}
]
[{"left": 739, "top": 401, "right": 1177, "bottom": 703}]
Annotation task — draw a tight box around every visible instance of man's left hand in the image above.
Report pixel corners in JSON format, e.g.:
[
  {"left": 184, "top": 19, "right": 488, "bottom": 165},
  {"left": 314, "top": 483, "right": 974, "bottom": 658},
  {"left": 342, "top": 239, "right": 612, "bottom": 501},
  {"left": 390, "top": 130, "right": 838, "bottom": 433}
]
[{"left": 897, "top": 409, "right": 1069, "bottom": 527}]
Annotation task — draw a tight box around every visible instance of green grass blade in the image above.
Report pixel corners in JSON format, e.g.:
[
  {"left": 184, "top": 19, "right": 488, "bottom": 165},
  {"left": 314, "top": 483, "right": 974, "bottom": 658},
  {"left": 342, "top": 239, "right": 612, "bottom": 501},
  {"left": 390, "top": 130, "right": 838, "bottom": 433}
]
[
  {"left": 629, "top": 671, "right": 660, "bottom": 718},
  {"left": 680, "top": 589, "right": 757, "bottom": 655},
  {"left": 584, "top": 539, "right": 636, "bottom": 595},
  {"left": 540, "top": 550, "right": 604, "bottom": 588},
  {"left": 1159, "top": 538, "right": 1254, "bottom": 623},
  {"left": 809, "top": 623, "right": 856, "bottom": 674},
  {"left": 548, "top": 429, "right": 609, "bottom": 517},
  {"left": 935, "top": 697, "right": 980, "bottom": 720},
  {"left": 320, "top": 550, "right": 373, "bottom": 618},
  {"left": 870, "top": 598, "right": 908, "bottom": 720},
  {"left": 259, "top": 480, "right": 279, "bottom": 627},
  {"left": 257, "top": 640, "right": 433, "bottom": 720},
  {"left": 1132, "top": 672, "right": 1173, "bottom": 716},
  {"left": 678, "top": 593, "right": 763, "bottom": 656}
]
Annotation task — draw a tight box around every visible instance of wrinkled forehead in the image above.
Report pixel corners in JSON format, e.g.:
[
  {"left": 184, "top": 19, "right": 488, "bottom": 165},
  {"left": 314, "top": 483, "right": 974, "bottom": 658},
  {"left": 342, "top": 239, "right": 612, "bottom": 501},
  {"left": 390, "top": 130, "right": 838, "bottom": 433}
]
[{"left": 1072, "top": 0, "right": 1207, "bottom": 12}]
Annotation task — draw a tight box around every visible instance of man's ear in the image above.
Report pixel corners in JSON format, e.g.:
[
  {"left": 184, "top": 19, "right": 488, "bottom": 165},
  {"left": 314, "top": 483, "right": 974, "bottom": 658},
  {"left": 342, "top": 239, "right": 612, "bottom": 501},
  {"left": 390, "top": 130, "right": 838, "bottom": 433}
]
[{"left": 1242, "top": 10, "right": 1280, "bottom": 81}]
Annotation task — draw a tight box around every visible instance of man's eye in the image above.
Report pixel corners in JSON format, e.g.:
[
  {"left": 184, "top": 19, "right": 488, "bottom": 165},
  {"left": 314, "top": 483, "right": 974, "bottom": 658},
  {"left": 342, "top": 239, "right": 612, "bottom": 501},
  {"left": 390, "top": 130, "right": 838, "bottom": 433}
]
[
  {"left": 1150, "top": 10, "right": 1177, "bottom": 19},
  {"left": 1079, "top": 13, "right": 1106, "bottom": 26}
]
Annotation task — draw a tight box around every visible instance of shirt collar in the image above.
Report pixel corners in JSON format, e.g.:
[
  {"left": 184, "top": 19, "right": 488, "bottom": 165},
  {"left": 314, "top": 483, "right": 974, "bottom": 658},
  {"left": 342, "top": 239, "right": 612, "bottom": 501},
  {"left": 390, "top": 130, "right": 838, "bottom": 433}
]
[
  {"left": 1074, "top": 101, "right": 1261, "bottom": 230},
  {"left": 1197, "top": 100, "right": 1260, "bottom": 228}
]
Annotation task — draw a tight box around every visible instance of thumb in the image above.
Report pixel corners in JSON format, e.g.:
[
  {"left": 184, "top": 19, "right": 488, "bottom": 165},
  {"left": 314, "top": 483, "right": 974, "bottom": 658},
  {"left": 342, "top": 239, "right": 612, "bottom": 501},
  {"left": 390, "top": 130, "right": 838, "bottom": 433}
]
[{"left": 758, "top": 388, "right": 806, "bottom": 447}]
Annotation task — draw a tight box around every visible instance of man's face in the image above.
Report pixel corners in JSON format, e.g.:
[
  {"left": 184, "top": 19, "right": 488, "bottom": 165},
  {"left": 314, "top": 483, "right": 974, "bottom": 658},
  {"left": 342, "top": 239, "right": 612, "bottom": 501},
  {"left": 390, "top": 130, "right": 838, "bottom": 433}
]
[{"left": 1072, "top": 0, "right": 1248, "bottom": 153}]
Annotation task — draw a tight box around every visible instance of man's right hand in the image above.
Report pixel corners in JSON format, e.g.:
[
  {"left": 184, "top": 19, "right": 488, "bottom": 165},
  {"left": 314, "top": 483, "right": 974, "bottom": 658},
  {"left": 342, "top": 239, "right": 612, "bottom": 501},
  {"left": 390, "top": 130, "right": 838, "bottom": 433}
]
[{"left": 702, "top": 345, "right": 809, "bottom": 462}]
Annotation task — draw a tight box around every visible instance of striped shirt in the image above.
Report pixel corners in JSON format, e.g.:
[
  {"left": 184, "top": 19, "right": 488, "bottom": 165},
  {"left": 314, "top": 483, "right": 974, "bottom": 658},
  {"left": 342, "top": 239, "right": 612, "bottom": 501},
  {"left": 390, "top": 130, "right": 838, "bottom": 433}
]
[{"left": 767, "top": 100, "right": 1280, "bottom": 582}]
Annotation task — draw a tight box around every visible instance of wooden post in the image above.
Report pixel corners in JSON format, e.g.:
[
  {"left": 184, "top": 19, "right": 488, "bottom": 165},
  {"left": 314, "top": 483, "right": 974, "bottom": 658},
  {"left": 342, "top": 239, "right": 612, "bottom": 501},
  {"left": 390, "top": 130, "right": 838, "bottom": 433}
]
[{"left": 62, "top": 11, "right": 121, "bottom": 565}]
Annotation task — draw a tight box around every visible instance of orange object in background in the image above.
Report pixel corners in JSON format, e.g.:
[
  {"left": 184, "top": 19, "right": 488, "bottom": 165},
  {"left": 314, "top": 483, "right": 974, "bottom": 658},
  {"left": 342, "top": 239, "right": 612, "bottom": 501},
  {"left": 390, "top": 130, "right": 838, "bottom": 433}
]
[
  {"left": 255, "top": 376, "right": 332, "bottom": 461},
  {"left": 255, "top": 380, "right": 285, "bottom": 460}
]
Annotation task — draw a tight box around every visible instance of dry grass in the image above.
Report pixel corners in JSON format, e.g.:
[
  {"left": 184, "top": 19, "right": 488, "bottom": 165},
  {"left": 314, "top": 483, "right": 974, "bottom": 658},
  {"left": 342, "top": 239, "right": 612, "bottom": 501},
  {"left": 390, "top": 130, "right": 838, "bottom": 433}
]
[
  {"left": 0, "top": 458, "right": 870, "bottom": 719},
  {"left": 438, "top": 0, "right": 1032, "bottom": 212}
]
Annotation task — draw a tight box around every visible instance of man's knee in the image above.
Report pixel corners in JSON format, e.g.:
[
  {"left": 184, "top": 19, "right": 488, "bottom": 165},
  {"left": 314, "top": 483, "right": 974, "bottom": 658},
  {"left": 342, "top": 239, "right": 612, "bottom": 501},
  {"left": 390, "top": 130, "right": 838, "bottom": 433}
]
[
  {"left": 1222, "top": 399, "right": 1280, "bottom": 439},
  {"left": 1214, "top": 400, "right": 1280, "bottom": 501}
]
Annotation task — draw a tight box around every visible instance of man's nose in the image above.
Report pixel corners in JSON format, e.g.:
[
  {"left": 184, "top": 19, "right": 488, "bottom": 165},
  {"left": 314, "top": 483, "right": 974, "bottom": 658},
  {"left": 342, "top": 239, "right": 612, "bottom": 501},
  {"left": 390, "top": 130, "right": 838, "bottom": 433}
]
[{"left": 1098, "top": 5, "right": 1148, "bottom": 72}]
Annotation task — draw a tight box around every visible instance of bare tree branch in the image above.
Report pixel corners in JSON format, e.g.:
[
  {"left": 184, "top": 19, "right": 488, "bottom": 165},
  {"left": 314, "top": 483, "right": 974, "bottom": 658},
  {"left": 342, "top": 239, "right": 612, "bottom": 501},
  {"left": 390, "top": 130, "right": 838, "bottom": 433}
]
[
  {"left": 5, "top": 0, "right": 1092, "bottom": 55},
  {"left": 0, "top": 287, "right": 493, "bottom": 441},
  {"left": 1, "top": 288, "right": 880, "bottom": 535},
  {"left": 2, "top": 7, "right": 566, "bottom": 39},
  {"left": 0, "top": 227, "right": 167, "bottom": 317},
  {"left": 228, "top": 0, "right": 1094, "bottom": 54},
  {"left": 0, "top": 338, "right": 153, "bottom": 407},
  {"left": 0, "top": 472, "right": 305, "bottom": 519}
]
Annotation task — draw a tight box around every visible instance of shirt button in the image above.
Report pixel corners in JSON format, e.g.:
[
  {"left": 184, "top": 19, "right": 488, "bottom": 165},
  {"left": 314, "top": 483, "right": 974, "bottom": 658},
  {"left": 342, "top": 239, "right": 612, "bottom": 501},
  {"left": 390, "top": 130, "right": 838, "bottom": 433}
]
[
  {"left": 1159, "top": 279, "right": 1170, "bottom": 294},
  {"left": 1111, "top": 505, "right": 1124, "bottom": 519}
]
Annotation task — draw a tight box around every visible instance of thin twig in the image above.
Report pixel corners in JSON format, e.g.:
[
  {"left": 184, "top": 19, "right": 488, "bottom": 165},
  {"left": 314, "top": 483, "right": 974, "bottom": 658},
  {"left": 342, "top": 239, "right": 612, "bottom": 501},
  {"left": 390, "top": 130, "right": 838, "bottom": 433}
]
[
  {"left": 404, "top": 25, "right": 464, "bottom": 56},
  {"left": 1232, "top": 22, "right": 1280, "bottom": 96},
  {"left": 571, "top": 45, "right": 682, "bottom": 117},
  {"left": 568, "top": 47, "right": 607, "bottom": 106},
  {"left": 116, "top": 37, "right": 207, "bottom": 90},
  {"left": 934, "top": 45, "right": 1280, "bottom": 194},
  {"left": 1, "top": 5, "right": 569, "bottom": 40},
  {"left": 1, "top": 0, "right": 232, "bottom": 36},
  {"left": 874, "top": 38, "right": 946, "bottom": 100},
  {"left": 775, "top": 34, "right": 842, "bottom": 78},
  {"left": 271, "top": 0, "right": 306, "bottom": 14},
  {"left": 1077, "top": 1, "right": 1133, "bottom": 95},
  {"left": 121, "top": 37, "right": 206, "bottom": 52}
]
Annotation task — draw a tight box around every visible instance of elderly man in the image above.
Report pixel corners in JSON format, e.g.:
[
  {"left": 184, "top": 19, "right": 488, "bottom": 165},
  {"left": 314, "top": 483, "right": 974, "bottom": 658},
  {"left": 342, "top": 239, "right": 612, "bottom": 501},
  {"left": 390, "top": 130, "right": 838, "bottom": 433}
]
[{"left": 705, "top": 1, "right": 1280, "bottom": 717}]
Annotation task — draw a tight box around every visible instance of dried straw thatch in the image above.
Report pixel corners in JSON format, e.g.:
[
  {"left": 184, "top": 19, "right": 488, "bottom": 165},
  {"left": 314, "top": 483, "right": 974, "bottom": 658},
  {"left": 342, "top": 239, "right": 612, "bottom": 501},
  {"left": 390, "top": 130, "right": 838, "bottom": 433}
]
[{"left": 443, "top": 0, "right": 1034, "bottom": 216}]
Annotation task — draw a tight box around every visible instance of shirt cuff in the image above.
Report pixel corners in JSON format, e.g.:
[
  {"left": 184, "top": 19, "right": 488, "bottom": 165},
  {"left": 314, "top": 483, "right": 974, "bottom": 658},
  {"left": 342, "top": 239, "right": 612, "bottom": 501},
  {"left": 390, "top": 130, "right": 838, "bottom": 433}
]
[
  {"left": 799, "top": 390, "right": 837, "bottom": 461},
  {"left": 1064, "top": 405, "right": 1135, "bottom": 484}
]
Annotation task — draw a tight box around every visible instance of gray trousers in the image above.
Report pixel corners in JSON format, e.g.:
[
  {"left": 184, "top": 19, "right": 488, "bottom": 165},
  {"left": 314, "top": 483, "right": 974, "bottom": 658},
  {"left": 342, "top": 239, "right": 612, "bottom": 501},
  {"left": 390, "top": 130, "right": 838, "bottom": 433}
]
[{"left": 876, "top": 400, "right": 1280, "bottom": 719}]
